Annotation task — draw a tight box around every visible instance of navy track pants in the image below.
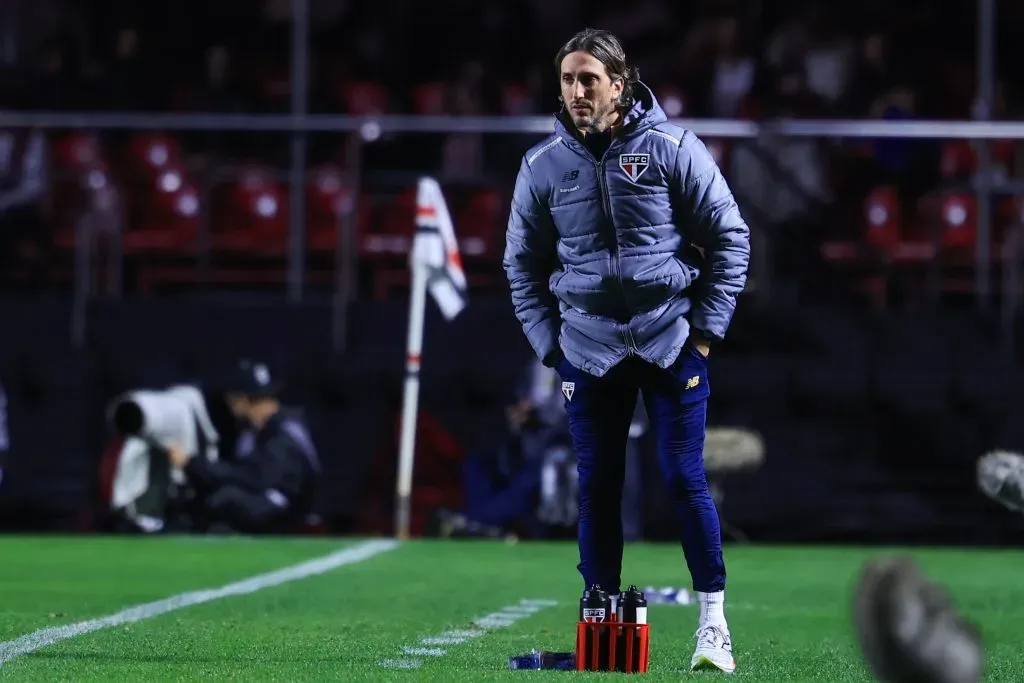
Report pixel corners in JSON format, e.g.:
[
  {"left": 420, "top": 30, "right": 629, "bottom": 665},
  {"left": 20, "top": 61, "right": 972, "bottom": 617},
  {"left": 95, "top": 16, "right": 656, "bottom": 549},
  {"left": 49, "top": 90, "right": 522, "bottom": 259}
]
[{"left": 556, "top": 342, "right": 726, "bottom": 594}]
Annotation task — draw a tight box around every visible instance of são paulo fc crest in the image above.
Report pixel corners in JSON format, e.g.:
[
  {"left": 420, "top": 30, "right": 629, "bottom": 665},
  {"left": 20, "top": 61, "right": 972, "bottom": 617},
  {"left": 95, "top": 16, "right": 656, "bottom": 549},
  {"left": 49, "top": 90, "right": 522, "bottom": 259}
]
[{"left": 619, "top": 153, "right": 650, "bottom": 183}]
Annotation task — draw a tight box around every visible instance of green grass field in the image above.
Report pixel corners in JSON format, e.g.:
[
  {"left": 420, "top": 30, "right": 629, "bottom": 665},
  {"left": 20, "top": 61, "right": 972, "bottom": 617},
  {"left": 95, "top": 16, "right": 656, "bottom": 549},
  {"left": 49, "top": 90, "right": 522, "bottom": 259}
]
[{"left": 0, "top": 536, "right": 1021, "bottom": 681}]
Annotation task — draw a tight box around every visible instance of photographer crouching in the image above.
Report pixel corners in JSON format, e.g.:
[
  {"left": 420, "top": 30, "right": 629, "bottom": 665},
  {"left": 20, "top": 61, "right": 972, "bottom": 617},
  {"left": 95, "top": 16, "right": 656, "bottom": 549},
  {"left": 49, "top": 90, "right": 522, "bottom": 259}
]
[
  {"left": 108, "top": 360, "right": 319, "bottom": 536},
  {"left": 164, "top": 360, "right": 320, "bottom": 534}
]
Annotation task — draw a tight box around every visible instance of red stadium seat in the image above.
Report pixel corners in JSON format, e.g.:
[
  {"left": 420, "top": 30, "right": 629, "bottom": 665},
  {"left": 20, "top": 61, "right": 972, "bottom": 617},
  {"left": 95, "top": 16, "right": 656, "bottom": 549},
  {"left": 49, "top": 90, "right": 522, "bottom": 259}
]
[
  {"left": 259, "top": 67, "right": 291, "bottom": 102},
  {"left": 126, "top": 133, "right": 183, "bottom": 178},
  {"left": 340, "top": 82, "right": 389, "bottom": 115},
  {"left": 49, "top": 133, "right": 112, "bottom": 239},
  {"left": 939, "top": 140, "right": 1017, "bottom": 179},
  {"left": 307, "top": 164, "right": 347, "bottom": 237},
  {"left": 412, "top": 82, "right": 448, "bottom": 115},
  {"left": 500, "top": 84, "right": 533, "bottom": 115},
  {"left": 235, "top": 164, "right": 277, "bottom": 191},
  {"left": 52, "top": 132, "right": 106, "bottom": 170},
  {"left": 51, "top": 168, "right": 119, "bottom": 251},
  {"left": 213, "top": 168, "right": 289, "bottom": 253},
  {"left": 937, "top": 193, "right": 977, "bottom": 251},
  {"left": 124, "top": 174, "right": 202, "bottom": 253},
  {"left": 863, "top": 185, "right": 901, "bottom": 251},
  {"left": 365, "top": 187, "right": 416, "bottom": 257},
  {"left": 306, "top": 165, "right": 371, "bottom": 252},
  {"left": 939, "top": 140, "right": 972, "bottom": 179},
  {"left": 453, "top": 188, "right": 503, "bottom": 259}
]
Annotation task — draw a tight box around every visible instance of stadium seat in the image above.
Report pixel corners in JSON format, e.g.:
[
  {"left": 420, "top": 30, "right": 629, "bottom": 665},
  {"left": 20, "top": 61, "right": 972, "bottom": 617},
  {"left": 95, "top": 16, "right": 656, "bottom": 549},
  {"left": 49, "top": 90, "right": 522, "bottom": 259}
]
[
  {"left": 412, "top": 82, "right": 447, "bottom": 115},
  {"left": 453, "top": 188, "right": 503, "bottom": 259},
  {"left": 939, "top": 139, "right": 1017, "bottom": 180},
  {"left": 141, "top": 162, "right": 189, "bottom": 204},
  {"left": 937, "top": 193, "right": 978, "bottom": 251},
  {"left": 339, "top": 82, "right": 389, "bottom": 115},
  {"left": 50, "top": 168, "right": 119, "bottom": 252},
  {"left": 49, "top": 133, "right": 114, "bottom": 249},
  {"left": 939, "top": 140, "right": 973, "bottom": 179},
  {"left": 821, "top": 186, "right": 895, "bottom": 266},
  {"left": 213, "top": 166, "right": 289, "bottom": 253},
  {"left": 123, "top": 166, "right": 202, "bottom": 253},
  {"left": 125, "top": 132, "right": 183, "bottom": 179},
  {"left": 364, "top": 186, "right": 416, "bottom": 257},
  {"left": 51, "top": 132, "right": 107, "bottom": 170},
  {"left": 306, "top": 165, "right": 371, "bottom": 252},
  {"left": 863, "top": 185, "right": 901, "bottom": 251},
  {"left": 500, "top": 84, "right": 533, "bottom": 115}
]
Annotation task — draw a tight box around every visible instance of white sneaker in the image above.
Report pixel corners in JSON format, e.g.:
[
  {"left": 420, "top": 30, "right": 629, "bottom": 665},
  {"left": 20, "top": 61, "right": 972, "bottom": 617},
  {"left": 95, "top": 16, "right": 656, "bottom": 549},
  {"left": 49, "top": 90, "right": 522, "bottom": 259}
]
[{"left": 690, "top": 623, "right": 737, "bottom": 673}]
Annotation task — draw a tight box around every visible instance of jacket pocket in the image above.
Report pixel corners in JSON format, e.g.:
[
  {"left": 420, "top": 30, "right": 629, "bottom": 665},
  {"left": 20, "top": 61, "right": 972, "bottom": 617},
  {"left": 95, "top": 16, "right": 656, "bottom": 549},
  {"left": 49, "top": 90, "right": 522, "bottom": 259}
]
[
  {"left": 674, "top": 341, "right": 710, "bottom": 404},
  {"left": 685, "top": 339, "right": 709, "bottom": 363}
]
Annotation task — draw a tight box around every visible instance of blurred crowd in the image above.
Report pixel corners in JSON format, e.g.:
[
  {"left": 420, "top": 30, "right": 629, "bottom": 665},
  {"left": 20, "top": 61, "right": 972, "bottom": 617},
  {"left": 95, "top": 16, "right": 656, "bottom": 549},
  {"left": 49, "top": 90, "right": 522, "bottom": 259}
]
[
  {"left": 1, "top": 0, "right": 1023, "bottom": 303},
  {"left": 4, "top": 0, "right": 1020, "bottom": 120}
]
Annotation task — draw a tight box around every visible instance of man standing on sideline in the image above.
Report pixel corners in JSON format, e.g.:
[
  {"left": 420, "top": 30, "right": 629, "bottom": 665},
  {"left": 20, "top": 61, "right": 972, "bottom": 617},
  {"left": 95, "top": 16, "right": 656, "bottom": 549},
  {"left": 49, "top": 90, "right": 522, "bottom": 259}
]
[{"left": 503, "top": 28, "right": 750, "bottom": 672}]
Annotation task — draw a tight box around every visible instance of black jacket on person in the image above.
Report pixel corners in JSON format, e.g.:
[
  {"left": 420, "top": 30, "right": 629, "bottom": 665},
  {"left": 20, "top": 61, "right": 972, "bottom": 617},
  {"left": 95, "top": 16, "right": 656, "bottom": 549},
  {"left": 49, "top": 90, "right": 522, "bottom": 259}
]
[{"left": 184, "top": 407, "right": 320, "bottom": 532}]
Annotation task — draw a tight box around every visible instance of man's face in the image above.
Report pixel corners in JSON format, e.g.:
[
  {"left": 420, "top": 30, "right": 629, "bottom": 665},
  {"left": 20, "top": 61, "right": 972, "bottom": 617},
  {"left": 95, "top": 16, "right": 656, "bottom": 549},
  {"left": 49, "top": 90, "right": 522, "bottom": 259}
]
[
  {"left": 226, "top": 394, "right": 252, "bottom": 422},
  {"left": 560, "top": 51, "right": 623, "bottom": 134}
]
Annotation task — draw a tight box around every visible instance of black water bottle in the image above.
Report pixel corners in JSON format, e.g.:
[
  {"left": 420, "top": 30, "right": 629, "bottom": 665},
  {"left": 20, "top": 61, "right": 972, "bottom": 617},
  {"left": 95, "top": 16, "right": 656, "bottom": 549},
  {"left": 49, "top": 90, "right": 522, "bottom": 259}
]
[
  {"left": 617, "top": 585, "right": 648, "bottom": 672},
  {"left": 620, "top": 585, "right": 648, "bottom": 624},
  {"left": 580, "top": 584, "right": 610, "bottom": 622},
  {"left": 579, "top": 585, "right": 610, "bottom": 670}
]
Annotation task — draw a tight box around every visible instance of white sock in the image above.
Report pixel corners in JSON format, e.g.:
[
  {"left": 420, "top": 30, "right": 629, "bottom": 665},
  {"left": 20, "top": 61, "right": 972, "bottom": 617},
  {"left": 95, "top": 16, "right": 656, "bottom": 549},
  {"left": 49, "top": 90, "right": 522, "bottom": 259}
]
[{"left": 697, "top": 590, "right": 726, "bottom": 628}]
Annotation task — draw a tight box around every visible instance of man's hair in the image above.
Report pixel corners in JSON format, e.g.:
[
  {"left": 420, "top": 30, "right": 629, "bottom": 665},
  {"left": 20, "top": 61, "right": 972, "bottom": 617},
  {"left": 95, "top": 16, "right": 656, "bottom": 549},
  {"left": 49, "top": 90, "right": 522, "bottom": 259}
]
[{"left": 554, "top": 28, "right": 638, "bottom": 109}]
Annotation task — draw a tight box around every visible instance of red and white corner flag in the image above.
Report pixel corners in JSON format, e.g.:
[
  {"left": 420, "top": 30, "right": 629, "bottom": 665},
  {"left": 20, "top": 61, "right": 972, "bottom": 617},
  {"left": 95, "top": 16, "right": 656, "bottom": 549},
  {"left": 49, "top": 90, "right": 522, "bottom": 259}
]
[
  {"left": 410, "top": 177, "right": 468, "bottom": 320},
  {"left": 395, "top": 177, "right": 467, "bottom": 539}
]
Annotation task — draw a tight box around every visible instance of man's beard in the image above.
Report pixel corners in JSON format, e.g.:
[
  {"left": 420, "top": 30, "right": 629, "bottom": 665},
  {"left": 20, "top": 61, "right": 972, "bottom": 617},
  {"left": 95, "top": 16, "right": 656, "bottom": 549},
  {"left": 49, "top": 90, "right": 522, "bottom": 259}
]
[{"left": 571, "top": 102, "right": 614, "bottom": 134}]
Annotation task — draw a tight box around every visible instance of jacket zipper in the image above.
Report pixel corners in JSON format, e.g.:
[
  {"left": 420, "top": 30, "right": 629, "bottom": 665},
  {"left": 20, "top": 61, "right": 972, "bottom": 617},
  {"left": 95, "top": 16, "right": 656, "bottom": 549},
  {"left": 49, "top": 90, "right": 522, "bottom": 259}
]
[
  {"left": 592, "top": 146, "right": 634, "bottom": 355},
  {"left": 594, "top": 158, "right": 619, "bottom": 279}
]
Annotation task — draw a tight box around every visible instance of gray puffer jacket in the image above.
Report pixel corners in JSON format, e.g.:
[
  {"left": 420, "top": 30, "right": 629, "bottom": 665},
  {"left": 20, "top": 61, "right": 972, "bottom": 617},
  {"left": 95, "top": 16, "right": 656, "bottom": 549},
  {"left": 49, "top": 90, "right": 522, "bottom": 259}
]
[{"left": 503, "top": 82, "right": 750, "bottom": 377}]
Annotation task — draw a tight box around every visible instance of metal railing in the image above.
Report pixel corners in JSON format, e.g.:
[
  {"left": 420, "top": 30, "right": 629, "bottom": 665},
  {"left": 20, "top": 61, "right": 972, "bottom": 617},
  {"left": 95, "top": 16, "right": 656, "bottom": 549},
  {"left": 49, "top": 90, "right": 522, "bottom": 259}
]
[
  {"left": 7, "top": 113, "right": 1024, "bottom": 354},
  {"left": 2, "top": 0, "right": 1009, "bottom": 353}
]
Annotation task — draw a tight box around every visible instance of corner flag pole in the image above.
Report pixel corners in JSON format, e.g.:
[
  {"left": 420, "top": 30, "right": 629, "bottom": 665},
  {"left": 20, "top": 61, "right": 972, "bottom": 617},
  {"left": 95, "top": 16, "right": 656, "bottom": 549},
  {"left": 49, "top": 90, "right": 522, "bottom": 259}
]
[
  {"left": 393, "top": 177, "right": 468, "bottom": 541},
  {"left": 394, "top": 263, "right": 428, "bottom": 540}
]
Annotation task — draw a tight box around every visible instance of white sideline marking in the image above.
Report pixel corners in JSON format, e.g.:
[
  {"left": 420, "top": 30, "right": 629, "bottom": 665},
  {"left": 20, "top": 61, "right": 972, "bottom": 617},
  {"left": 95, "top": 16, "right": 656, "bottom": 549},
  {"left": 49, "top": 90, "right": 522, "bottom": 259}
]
[
  {"left": 402, "top": 647, "right": 445, "bottom": 656},
  {"left": 0, "top": 539, "right": 399, "bottom": 666},
  {"left": 377, "top": 598, "right": 559, "bottom": 670},
  {"left": 420, "top": 628, "right": 486, "bottom": 645},
  {"left": 377, "top": 658, "right": 421, "bottom": 669}
]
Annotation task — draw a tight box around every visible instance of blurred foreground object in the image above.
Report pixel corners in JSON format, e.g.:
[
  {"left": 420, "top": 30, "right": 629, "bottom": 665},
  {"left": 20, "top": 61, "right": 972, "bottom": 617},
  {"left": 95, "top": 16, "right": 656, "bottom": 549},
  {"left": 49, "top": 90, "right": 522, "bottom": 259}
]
[
  {"left": 704, "top": 426, "right": 765, "bottom": 542},
  {"left": 702, "top": 427, "right": 765, "bottom": 475},
  {"left": 977, "top": 449, "right": 1024, "bottom": 512},
  {"left": 853, "top": 556, "right": 983, "bottom": 683}
]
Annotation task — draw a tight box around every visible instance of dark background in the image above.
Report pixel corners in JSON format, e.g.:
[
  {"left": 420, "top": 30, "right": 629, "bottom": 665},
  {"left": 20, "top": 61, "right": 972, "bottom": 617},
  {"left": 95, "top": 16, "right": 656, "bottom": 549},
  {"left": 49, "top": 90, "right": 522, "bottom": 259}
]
[{"left": 1, "top": 0, "right": 1023, "bottom": 545}]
